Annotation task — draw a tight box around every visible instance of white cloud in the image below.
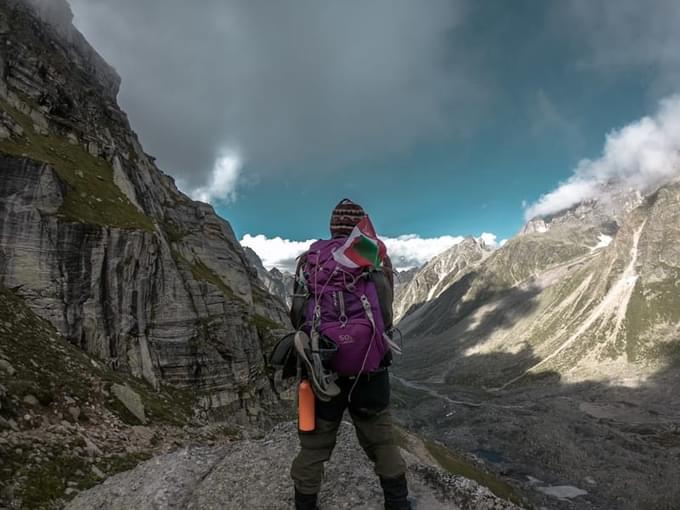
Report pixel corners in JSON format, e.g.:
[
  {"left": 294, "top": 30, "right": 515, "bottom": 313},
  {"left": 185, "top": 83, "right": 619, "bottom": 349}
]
[
  {"left": 525, "top": 94, "right": 680, "bottom": 220},
  {"left": 241, "top": 232, "right": 502, "bottom": 272},
  {"left": 70, "top": 0, "right": 486, "bottom": 191},
  {"left": 478, "top": 232, "right": 499, "bottom": 248},
  {"left": 240, "top": 234, "right": 316, "bottom": 273},
  {"left": 382, "top": 235, "right": 465, "bottom": 270},
  {"left": 190, "top": 150, "right": 242, "bottom": 204}
]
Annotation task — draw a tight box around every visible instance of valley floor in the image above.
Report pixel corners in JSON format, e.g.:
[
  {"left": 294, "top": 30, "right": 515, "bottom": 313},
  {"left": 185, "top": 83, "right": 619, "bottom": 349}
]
[{"left": 391, "top": 368, "right": 680, "bottom": 510}]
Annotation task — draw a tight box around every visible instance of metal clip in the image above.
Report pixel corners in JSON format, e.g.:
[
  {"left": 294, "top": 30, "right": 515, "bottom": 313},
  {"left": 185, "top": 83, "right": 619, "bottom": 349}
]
[{"left": 338, "top": 291, "right": 348, "bottom": 327}]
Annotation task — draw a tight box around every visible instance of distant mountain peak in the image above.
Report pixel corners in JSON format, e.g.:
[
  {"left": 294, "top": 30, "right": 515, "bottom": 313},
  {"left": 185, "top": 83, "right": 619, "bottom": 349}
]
[{"left": 394, "top": 238, "right": 491, "bottom": 321}]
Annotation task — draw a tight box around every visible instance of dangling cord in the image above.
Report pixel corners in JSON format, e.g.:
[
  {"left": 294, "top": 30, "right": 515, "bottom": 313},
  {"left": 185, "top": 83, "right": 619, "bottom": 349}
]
[
  {"left": 309, "top": 250, "right": 338, "bottom": 372},
  {"left": 348, "top": 294, "right": 378, "bottom": 403},
  {"left": 347, "top": 331, "right": 376, "bottom": 403},
  {"left": 384, "top": 327, "right": 403, "bottom": 355},
  {"left": 311, "top": 261, "right": 334, "bottom": 335},
  {"left": 341, "top": 268, "right": 358, "bottom": 292}
]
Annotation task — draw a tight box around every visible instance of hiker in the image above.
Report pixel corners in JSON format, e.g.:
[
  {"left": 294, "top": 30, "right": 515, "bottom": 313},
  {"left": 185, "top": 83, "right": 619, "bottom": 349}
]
[{"left": 289, "top": 199, "right": 411, "bottom": 510}]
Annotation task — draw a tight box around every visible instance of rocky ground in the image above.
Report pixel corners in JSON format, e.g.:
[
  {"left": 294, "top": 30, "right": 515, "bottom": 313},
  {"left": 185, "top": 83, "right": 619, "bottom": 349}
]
[
  {"left": 392, "top": 370, "right": 680, "bottom": 510},
  {"left": 66, "top": 422, "right": 520, "bottom": 510},
  {"left": 0, "top": 285, "right": 273, "bottom": 509},
  {"left": 1, "top": 284, "right": 521, "bottom": 510}
]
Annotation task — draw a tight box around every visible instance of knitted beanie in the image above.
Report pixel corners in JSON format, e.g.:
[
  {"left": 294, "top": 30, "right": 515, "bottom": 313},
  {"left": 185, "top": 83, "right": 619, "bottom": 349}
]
[{"left": 330, "top": 198, "right": 365, "bottom": 237}]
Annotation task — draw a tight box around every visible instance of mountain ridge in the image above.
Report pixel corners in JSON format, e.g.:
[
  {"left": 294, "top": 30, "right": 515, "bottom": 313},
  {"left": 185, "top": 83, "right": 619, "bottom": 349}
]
[{"left": 394, "top": 237, "right": 493, "bottom": 322}]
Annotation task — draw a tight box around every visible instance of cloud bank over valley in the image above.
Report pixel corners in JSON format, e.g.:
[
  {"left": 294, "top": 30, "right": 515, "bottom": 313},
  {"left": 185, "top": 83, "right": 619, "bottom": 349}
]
[{"left": 241, "top": 232, "right": 504, "bottom": 273}]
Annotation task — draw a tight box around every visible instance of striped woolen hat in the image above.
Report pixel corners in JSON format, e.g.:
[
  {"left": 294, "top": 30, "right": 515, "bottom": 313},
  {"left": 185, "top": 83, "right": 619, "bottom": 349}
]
[{"left": 330, "top": 198, "right": 366, "bottom": 237}]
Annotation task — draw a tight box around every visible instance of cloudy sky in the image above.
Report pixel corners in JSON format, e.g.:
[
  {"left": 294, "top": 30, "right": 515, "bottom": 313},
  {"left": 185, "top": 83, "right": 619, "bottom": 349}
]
[{"left": 69, "top": 0, "right": 680, "bottom": 270}]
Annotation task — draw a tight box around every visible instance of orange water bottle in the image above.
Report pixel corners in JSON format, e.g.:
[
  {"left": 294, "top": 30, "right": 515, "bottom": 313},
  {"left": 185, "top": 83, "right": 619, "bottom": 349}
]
[{"left": 298, "top": 379, "right": 315, "bottom": 432}]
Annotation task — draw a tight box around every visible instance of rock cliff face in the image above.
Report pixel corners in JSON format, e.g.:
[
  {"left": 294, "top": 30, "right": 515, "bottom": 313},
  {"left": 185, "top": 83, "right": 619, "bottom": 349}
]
[
  {"left": 0, "top": 0, "right": 289, "bottom": 423},
  {"left": 243, "top": 247, "right": 294, "bottom": 308},
  {"left": 394, "top": 267, "right": 419, "bottom": 290},
  {"left": 0, "top": 283, "right": 247, "bottom": 509}
]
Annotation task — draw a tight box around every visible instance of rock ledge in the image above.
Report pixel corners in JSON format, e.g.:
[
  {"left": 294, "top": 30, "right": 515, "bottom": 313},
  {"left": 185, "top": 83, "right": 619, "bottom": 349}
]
[{"left": 66, "top": 422, "right": 521, "bottom": 510}]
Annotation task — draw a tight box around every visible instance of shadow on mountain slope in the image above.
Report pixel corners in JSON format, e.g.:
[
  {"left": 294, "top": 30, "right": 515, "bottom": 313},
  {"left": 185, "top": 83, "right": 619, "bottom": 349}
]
[
  {"left": 398, "top": 271, "right": 478, "bottom": 323},
  {"left": 392, "top": 341, "right": 680, "bottom": 510},
  {"left": 395, "top": 278, "right": 545, "bottom": 385},
  {"left": 400, "top": 272, "right": 543, "bottom": 339}
]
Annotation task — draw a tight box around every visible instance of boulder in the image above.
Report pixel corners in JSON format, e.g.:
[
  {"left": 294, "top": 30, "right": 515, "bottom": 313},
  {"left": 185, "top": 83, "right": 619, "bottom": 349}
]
[{"left": 111, "top": 384, "right": 146, "bottom": 424}]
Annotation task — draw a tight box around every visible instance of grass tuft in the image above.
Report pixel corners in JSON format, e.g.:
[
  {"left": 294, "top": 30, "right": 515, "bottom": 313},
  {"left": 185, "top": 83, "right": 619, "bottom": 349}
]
[{"left": 0, "top": 98, "right": 154, "bottom": 231}]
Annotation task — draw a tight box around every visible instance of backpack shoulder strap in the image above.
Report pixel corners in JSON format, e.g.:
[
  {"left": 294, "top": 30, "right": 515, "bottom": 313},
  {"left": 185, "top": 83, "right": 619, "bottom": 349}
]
[{"left": 290, "top": 252, "right": 309, "bottom": 328}]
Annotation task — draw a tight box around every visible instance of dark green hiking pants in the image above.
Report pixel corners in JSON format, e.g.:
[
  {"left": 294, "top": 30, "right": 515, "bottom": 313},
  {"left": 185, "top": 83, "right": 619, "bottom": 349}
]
[{"left": 291, "top": 369, "right": 406, "bottom": 495}]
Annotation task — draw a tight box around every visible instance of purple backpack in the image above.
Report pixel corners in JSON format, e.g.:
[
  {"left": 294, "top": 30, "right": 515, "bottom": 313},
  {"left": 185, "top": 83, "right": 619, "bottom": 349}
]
[{"left": 301, "top": 238, "right": 390, "bottom": 376}]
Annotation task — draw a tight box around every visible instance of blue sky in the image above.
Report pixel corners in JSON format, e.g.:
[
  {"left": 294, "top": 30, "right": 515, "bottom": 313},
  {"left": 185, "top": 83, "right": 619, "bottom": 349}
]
[
  {"left": 218, "top": 0, "right": 655, "bottom": 241},
  {"left": 70, "top": 0, "right": 680, "bottom": 269}
]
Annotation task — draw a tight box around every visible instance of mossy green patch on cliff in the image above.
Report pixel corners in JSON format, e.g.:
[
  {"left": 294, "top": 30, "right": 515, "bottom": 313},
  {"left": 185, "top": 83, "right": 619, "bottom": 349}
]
[
  {"left": 97, "top": 371, "right": 194, "bottom": 426},
  {"left": 191, "top": 259, "right": 237, "bottom": 298},
  {"left": 162, "top": 219, "right": 186, "bottom": 243},
  {"left": 0, "top": 440, "right": 152, "bottom": 508},
  {"left": 485, "top": 230, "right": 592, "bottom": 289},
  {"left": 423, "top": 438, "right": 522, "bottom": 505},
  {"left": 171, "top": 250, "right": 244, "bottom": 303},
  {"left": 625, "top": 273, "right": 680, "bottom": 364},
  {"left": 137, "top": 384, "right": 194, "bottom": 425},
  {"left": 0, "top": 285, "right": 195, "bottom": 506},
  {"left": 0, "top": 286, "right": 93, "bottom": 409},
  {"left": 0, "top": 285, "right": 192, "bottom": 425},
  {"left": 0, "top": 98, "right": 154, "bottom": 231},
  {"left": 250, "top": 314, "right": 280, "bottom": 338},
  {"left": 0, "top": 445, "right": 95, "bottom": 507},
  {"left": 393, "top": 426, "right": 522, "bottom": 505}
]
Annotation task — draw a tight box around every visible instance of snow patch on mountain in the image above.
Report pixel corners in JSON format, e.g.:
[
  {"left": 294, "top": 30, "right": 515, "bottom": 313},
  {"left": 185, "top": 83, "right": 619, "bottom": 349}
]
[{"left": 591, "top": 233, "right": 613, "bottom": 251}]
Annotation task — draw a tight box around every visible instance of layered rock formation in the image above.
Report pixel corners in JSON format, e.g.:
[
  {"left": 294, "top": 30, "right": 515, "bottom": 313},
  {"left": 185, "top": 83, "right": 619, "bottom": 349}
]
[
  {"left": 243, "top": 247, "right": 294, "bottom": 308},
  {"left": 0, "top": 0, "right": 289, "bottom": 423},
  {"left": 0, "top": 284, "right": 249, "bottom": 509},
  {"left": 393, "top": 266, "right": 419, "bottom": 292}
]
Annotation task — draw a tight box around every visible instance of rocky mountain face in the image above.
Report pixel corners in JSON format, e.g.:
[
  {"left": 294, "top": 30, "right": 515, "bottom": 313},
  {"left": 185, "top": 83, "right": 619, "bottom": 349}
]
[
  {"left": 398, "top": 181, "right": 679, "bottom": 386},
  {"left": 0, "top": 0, "right": 289, "bottom": 424},
  {"left": 520, "top": 184, "right": 642, "bottom": 237},
  {"left": 393, "top": 182, "right": 680, "bottom": 509},
  {"left": 393, "top": 237, "right": 492, "bottom": 321},
  {"left": 243, "top": 247, "right": 294, "bottom": 308},
  {"left": 394, "top": 266, "right": 419, "bottom": 293}
]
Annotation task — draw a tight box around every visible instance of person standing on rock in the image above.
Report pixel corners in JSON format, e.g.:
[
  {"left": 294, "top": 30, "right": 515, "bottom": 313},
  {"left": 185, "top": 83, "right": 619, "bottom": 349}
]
[{"left": 288, "top": 198, "right": 412, "bottom": 510}]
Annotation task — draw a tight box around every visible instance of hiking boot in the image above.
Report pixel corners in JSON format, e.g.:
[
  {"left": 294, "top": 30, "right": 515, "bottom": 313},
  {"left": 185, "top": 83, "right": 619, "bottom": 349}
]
[
  {"left": 294, "top": 489, "right": 319, "bottom": 510},
  {"left": 380, "top": 474, "right": 411, "bottom": 510},
  {"left": 294, "top": 331, "right": 340, "bottom": 401}
]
